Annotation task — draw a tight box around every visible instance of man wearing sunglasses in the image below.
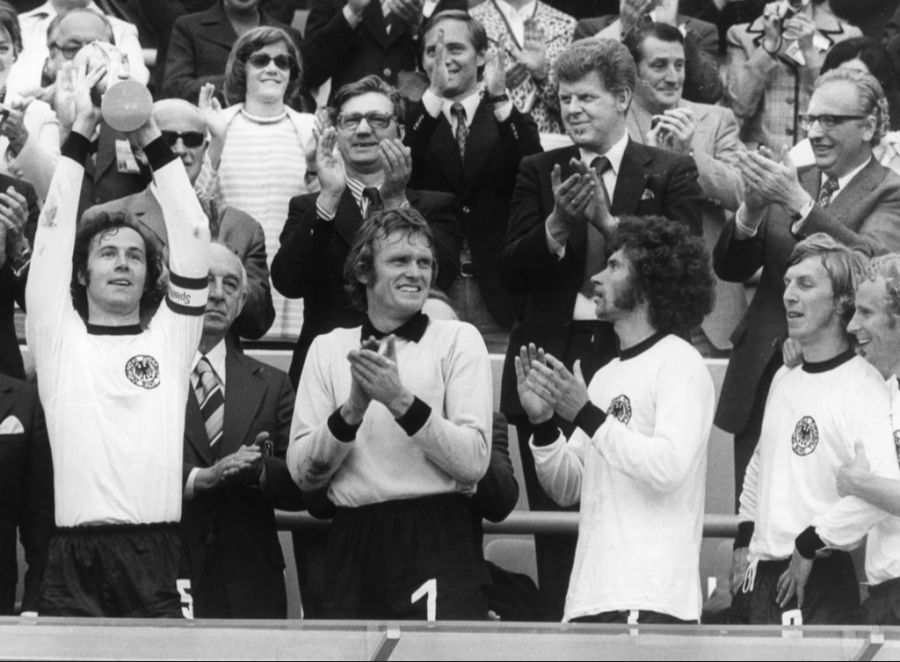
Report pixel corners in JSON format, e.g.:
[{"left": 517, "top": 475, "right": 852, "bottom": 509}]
[
  {"left": 714, "top": 67, "right": 900, "bottom": 573},
  {"left": 83, "top": 98, "right": 276, "bottom": 341},
  {"left": 272, "top": 74, "right": 461, "bottom": 389}
]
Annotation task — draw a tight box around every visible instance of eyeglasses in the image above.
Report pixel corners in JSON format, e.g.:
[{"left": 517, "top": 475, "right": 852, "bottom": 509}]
[
  {"left": 245, "top": 53, "right": 295, "bottom": 71},
  {"left": 161, "top": 131, "right": 206, "bottom": 149},
  {"left": 50, "top": 40, "right": 88, "bottom": 59},
  {"left": 335, "top": 112, "right": 395, "bottom": 131},
  {"left": 798, "top": 114, "right": 868, "bottom": 131}
]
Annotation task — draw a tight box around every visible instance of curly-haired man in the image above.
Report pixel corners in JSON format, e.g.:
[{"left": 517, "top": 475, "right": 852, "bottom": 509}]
[{"left": 515, "top": 215, "right": 715, "bottom": 624}]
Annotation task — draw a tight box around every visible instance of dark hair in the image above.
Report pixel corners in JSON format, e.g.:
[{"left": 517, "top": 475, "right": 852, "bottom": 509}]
[
  {"left": 0, "top": 1, "right": 22, "bottom": 56},
  {"left": 421, "top": 10, "right": 489, "bottom": 54},
  {"left": 331, "top": 75, "right": 407, "bottom": 129},
  {"left": 821, "top": 37, "right": 893, "bottom": 94},
  {"left": 46, "top": 7, "right": 114, "bottom": 47},
  {"left": 787, "top": 232, "right": 868, "bottom": 329},
  {"left": 223, "top": 26, "right": 303, "bottom": 106},
  {"left": 622, "top": 22, "right": 684, "bottom": 66},
  {"left": 343, "top": 208, "right": 437, "bottom": 311},
  {"left": 556, "top": 38, "right": 636, "bottom": 98},
  {"left": 71, "top": 212, "right": 165, "bottom": 322},
  {"left": 611, "top": 215, "right": 714, "bottom": 335}
]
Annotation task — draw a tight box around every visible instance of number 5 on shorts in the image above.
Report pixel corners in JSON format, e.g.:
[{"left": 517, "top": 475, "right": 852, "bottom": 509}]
[
  {"left": 177, "top": 578, "right": 194, "bottom": 620},
  {"left": 411, "top": 578, "right": 437, "bottom": 621}
]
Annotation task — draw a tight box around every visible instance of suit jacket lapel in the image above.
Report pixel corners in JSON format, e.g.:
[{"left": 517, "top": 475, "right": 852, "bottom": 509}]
[
  {"left": 93, "top": 121, "right": 119, "bottom": 180},
  {"left": 199, "top": 3, "right": 238, "bottom": 49},
  {"left": 611, "top": 141, "right": 650, "bottom": 216},
  {"left": 433, "top": 114, "right": 465, "bottom": 190},
  {"left": 363, "top": 1, "right": 391, "bottom": 47},
  {"left": 828, "top": 159, "right": 883, "bottom": 220},
  {"left": 185, "top": 389, "right": 215, "bottom": 467},
  {"left": 333, "top": 189, "right": 364, "bottom": 246},
  {"left": 0, "top": 377, "right": 16, "bottom": 425},
  {"left": 220, "top": 348, "right": 264, "bottom": 457}
]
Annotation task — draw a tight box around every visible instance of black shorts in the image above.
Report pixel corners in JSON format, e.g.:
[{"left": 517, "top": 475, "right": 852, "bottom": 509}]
[
  {"left": 748, "top": 552, "right": 860, "bottom": 625},
  {"left": 571, "top": 610, "right": 696, "bottom": 625},
  {"left": 861, "top": 576, "right": 900, "bottom": 625},
  {"left": 324, "top": 493, "right": 489, "bottom": 620},
  {"left": 38, "top": 522, "right": 183, "bottom": 618}
]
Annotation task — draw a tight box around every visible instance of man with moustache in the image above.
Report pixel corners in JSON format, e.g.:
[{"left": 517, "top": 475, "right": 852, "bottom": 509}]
[{"left": 515, "top": 215, "right": 715, "bottom": 624}]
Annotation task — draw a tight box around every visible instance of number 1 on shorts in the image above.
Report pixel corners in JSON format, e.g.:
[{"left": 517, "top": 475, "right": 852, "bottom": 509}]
[{"left": 411, "top": 578, "right": 437, "bottom": 621}]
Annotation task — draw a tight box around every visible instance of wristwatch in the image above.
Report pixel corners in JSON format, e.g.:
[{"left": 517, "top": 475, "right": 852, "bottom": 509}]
[{"left": 484, "top": 93, "right": 510, "bottom": 105}]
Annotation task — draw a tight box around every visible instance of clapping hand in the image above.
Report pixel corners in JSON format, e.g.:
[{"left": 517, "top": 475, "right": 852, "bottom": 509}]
[
  {"left": 511, "top": 20, "right": 548, "bottom": 82},
  {"left": 514, "top": 344, "right": 554, "bottom": 424},
  {"left": 526, "top": 354, "right": 590, "bottom": 423},
  {"left": 348, "top": 335, "right": 414, "bottom": 417},
  {"left": 378, "top": 138, "right": 412, "bottom": 207}
]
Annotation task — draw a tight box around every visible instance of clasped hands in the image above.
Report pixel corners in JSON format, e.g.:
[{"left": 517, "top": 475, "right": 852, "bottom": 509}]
[
  {"left": 514, "top": 343, "right": 590, "bottom": 424},
  {"left": 547, "top": 158, "right": 616, "bottom": 247},
  {"left": 341, "top": 335, "right": 414, "bottom": 425},
  {"left": 737, "top": 146, "right": 810, "bottom": 217}
]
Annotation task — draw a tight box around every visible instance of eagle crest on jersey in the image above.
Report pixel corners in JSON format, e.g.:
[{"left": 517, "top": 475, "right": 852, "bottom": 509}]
[
  {"left": 791, "top": 416, "right": 819, "bottom": 456},
  {"left": 608, "top": 395, "right": 632, "bottom": 425},
  {"left": 125, "top": 355, "right": 160, "bottom": 389},
  {"left": 893, "top": 429, "right": 900, "bottom": 465}
]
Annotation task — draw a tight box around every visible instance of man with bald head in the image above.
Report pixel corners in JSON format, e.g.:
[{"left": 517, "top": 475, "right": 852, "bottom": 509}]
[
  {"left": 178, "top": 242, "right": 302, "bottom": 619},
  {"left": 8, "top": 0, "right": 148, "bottom": 100},
  {"left": 84, "top": 98, "right": 275, "bottom": 340}
]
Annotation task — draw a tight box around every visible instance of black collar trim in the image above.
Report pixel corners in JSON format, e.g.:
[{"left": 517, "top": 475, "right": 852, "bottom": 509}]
[
  {"left": 619, "top": 332, "right": 667, "bottom": 361},
  {"left": 360, "top": 312, "right": 429, "bottom": 343},
  {"left": 86, "top": 323, "right": 143, "bottom": 336},
  {"left": 802, "top": 348, "right": 855, "bottom": 373}
]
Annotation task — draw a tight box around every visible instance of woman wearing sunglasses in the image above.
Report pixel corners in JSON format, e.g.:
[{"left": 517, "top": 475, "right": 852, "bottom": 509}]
[{"left": 203, "top": 25, "right": 316, "bottom": 341}]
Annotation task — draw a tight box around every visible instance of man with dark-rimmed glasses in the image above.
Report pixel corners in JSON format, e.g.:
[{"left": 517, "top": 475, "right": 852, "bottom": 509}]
[{"left": 713, "top": 67, "right": 900, "bottom": 608}]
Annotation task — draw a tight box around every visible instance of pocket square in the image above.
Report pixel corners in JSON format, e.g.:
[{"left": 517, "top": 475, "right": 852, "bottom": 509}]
[
  {"left": 640, "top": 189, "right": 655, "bottom": 201},
  {"left": 0, "top": 415, "right": 24, "bottom": 434}
]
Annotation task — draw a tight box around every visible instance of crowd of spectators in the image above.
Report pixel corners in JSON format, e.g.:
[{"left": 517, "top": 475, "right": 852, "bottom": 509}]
[{"left": 1, "top": 0, "right": 900, "bottom": 630}]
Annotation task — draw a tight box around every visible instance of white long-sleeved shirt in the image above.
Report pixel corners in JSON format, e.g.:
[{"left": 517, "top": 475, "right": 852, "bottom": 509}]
[
  {"left": 25, "top": 134, "right": 209, "bottom": 527},
  {"left": 739, "top": 353, "right": 899, "bottom": 564},
  {"left": 531, "top": 334, "right": 715, "bottom": 622},
  {"left": 287, "top": 320, "right": 492, "bottom": 506}
]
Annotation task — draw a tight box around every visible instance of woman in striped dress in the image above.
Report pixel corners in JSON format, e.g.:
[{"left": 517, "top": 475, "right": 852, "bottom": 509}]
[{"left": 206, "top": 26, "right": 316, "bottom": 341}]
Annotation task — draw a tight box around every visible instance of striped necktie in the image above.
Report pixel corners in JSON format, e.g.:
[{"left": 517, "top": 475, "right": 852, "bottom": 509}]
[
  {"left": 194, "top": 357, "right": 224, "bottom": 449},
  {"left": 362, "top": 186, "right": 384, "bottom": 219},
  {"left": 450, "top": 102, "right": 468, "bottom": 164},
  {"left": 580, "top": 157, "right": 612, "bottom": 297},
  {"left": 817, "top": 177, "right": 839, "bottom": 208}
]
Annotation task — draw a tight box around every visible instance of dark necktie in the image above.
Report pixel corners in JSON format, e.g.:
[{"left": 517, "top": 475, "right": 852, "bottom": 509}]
[
  {"left": 194, "top": 357, "right": 224, "bottom": 449},
  {"left": 580, "top": 157, "right": 612, "bottom": 297},
  {"left": 817, "top": 177, "right": 839, "bottom": 208},
  {"left": 362, "top": 187, "right": 383, "bottom": 219},
  {"left": 450, "top": 103, "right": 468, "bottom": 164}
]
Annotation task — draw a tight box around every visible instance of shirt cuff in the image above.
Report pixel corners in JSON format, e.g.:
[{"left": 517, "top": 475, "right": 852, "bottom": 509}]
[
  {"left": 532, "top": 417, "right": 561, "bottom": 447},
  {"left": 492, "top": 100, "right": 513, "bottom": 123},
  {"left": 328, "top": 407, "right": 362, "bottom": 442},
  {"left": 545, "top": 219, "right": 566, "bottom": 258},
  {"left": 790, "top": 198, "right": 816, "bottom": 237},
  {"left": 184, "top": 467, "right": 200, "bottom": 500},
  {"left": 574, "top": 402, "right": 607, "bottom": 438},
  {"left": 421, "top": 88, "right": 443, "bottom": 118},
  {"left": 734, "top": 520, "right": 754, "bottom": 549},
  {"left": 342, "top": 3, "right": 363, "bottom": 27},
  {"left": 734, "top": 206, "right": 761, "bottom": 239},
  {"left": 795, "top": 525, "right": 826, "bottom": 560},
  {"left": 316, "top": 199, "right": 337, "bottom": 221},
  {"left": 396, "top": 396, "right": 431, "bottom": 436}
]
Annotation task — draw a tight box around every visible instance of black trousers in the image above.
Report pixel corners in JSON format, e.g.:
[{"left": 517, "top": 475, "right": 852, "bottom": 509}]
[
  {"left": 571, "top": 609, "right": 696, "bottom": 625},
  {"left": 861, "top": 576, "right": 900, "bottom": 625}
]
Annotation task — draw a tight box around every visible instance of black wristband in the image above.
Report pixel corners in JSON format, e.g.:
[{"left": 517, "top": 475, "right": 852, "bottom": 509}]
[
  {"left": 734, "top": 520, "right": 755, "bottom": 550},
  {"left": 395, "top": 396, "right": 431, "bottom": 436},
  {"left": 62, "top": 131, "right": 92, "bottom": 165},
  {"left": 143, "top": 135, "right": 178, "bottom": 171},
  {"left": 485, "top": 93, "right": 509, "bottom": 105},
  {"left": 795, "top": 525, "right": 825, "bottom": 560},
  {"left": 327, "top": 407, "right": 361, "bottom": 443},
  {"left": 532, "top": 417, "right": 560, "bottom": 447},
  {"left": 574, "top": 402, "right": 607, "bottom": 438}
]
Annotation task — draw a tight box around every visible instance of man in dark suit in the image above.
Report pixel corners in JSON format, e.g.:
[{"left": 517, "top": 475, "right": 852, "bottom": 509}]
[
  {"left": 272, "top": 75, "right": 461, "bottom": 387},
  {"left": 715, "top": 67, "right": 900, "bottom": 504},
  {"left": 0, "top": 375, "right": 52, "bottom": 616},
  {"left": 405, "top": 10, "right": 542, "bottom": 336},
  {"left": 180, "top": 242, "right": 303, "bottom": 619},
  {"left": 303, "top": 0, "right": 466, "bottom": 102},
  {"left": 499, "top": 37, "right": 704, "bottom": 619},
  {"left": 161, "top": 0, "right": 317, "bottom": 107},
  {"left": 574, "top": 0, "right": 723, "bottom": 104},
  {"left": 83, "top": 99, "right": 275, "bottom": 340},
  {"left": 0, "top": 177, "right": 39, "bottom": 379}
]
